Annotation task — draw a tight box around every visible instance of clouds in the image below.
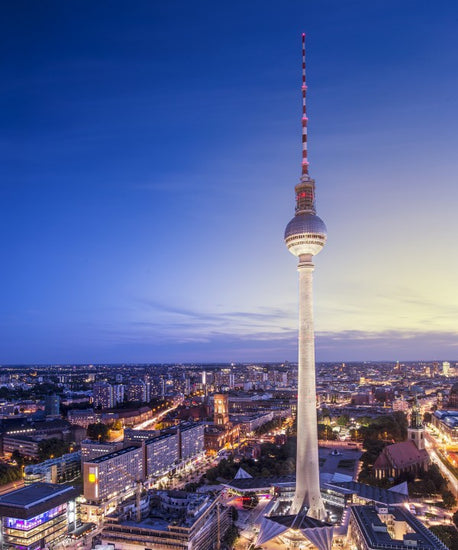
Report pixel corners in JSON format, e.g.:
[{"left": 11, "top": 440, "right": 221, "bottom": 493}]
[
  {"left": 70, "top": 298, "right": 457, "bottom": 363},
  {"left": 316, "top": 329, "right": 458, "bottom": 361}
]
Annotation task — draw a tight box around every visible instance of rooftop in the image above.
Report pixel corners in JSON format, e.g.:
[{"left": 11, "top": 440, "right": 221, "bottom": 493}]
[
  {"left": 223, "top": 475, "right": 295, "bottom": 492},
  {"left": 0, "top": 482, "right": 78, "bottom": 519},
  {"left": 384, "top": 441, "right": 428, "bottom": 469},
  {"left": 89, "top": 445, "right": 140, "bottom": 464},
  {"left": 327, "top": 481, "right": 408, "bottom": 505},
  {"left": 351, "top": 505, "right": 448, "bottom": 550}
]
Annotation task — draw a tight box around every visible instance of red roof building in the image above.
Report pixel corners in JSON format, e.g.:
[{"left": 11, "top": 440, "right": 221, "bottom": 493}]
[{"left": 374, "top": 402, "right": 429, "bottom": 480}]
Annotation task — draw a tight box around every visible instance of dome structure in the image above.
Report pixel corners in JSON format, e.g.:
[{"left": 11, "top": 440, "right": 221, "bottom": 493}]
[{"left": 284, "top": 212, "right": 327, "bottom": 257}]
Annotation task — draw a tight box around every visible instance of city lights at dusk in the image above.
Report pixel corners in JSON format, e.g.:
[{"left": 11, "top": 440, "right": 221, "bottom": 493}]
[{"left": 1, "top": 3, "right": 458, "bottom": 550}]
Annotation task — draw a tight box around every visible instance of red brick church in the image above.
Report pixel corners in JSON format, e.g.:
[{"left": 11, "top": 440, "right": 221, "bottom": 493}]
[{"left": 373, "top": 403, "right": 429, "bottom": 480}]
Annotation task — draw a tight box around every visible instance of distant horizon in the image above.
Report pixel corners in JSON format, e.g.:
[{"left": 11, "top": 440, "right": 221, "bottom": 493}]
[{"left": 1, "top": 357, "right": 456, "bottom": 368}]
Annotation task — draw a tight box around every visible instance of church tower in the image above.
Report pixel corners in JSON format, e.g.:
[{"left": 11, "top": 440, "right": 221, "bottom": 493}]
[
  {"left": 408, "top": 398, "right": 425, "bottom": 451},
  {"left": 214, "top": 393, "right": 229, "bottom": 426}
]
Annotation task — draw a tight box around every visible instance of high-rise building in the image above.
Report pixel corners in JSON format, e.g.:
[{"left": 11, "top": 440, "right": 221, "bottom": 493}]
[
  {"left": 112, "top": 383, "right": 124, "bottom": 405},
  {"left": 443, "top": 361, "right": 451, "bottom": 377},
  {"left": 179, "top": 423, "right": 205, "bottom": 461},
  {"left": 81, "top": 439, "right": 124, "bottom": 462},
  {"left": 44, "top": 394, "right": 60, "bottom": 417},
  {"left": 83, "top": 445, "right": 144, "bottom": 504},
  {"left": 93, "top": 382, "right": 114, "bottom": 410},
  {"left": 126, "top": 380, "right": 147, "bottom": 403},
  {"left": 284, "top": 33, "right": 327, "bottom": 520},
  {"left": 185, "top": 376, "right": 191, "bottom": 395},
  {"left": 145, "top": 432, "right": 180, "bottom": 477}
]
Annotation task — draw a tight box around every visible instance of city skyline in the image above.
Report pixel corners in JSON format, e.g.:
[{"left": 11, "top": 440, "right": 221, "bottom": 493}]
[{"left": 1, "top": 1, "right": 457, "bottom": 364}]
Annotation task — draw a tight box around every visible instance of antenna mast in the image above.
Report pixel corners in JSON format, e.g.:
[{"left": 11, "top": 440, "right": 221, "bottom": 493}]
[{"left": 301, "top": 33, "right": 308, "bottom": 176}]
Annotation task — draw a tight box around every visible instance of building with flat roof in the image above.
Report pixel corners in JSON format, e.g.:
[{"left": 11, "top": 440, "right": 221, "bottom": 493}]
[
  {"left": 67, "top": 408, "right": 98, "bottom": 428},
  {"left": 3, "top": 434, "right": 42, "bottom": 459},
  {"left": 93, "top": 382, "right": 115, "bottom": 410},
  {"left": 348, "top": 505, "right": 448, "bottom": 550},
  {"left": 24, "top": 451, "right": 81, "bottom": 485},
  {"left": 123, "top": 428, "right": 160, "bottom": 444},
  {"left": 0, "top": 482, "right": 79, "bottom": 550},
  {"left": 44, "top": 394, "right": 60, "bottom": 417},
  {"left": 126, "top": 381, "right": 147, "bottom": 403},
  {"left": 100, "top": 491, "right": 231, "bottom": 550},
  {"left": 81, "top": 439, "right": 124, "bottom": 462},
  {"left": 431, "top": 410, "right": 458, "bottom": 443},
  {"left": 83, "top": 446, "right": 144, "bottom": 504}
]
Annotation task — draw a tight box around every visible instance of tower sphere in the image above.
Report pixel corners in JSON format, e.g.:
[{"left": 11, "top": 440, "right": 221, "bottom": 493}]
[{"left": 284, "top": 212, "right": 327, "bottom": 257}]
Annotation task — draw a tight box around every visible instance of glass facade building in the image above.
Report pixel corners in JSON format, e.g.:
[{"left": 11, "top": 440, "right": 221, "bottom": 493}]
[{"left": 0, "top": 483, "right": 78, "bottom": 550}]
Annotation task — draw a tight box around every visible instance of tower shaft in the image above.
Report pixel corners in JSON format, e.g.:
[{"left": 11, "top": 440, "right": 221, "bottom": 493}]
[
  {"left": 290, "top": 255, "right": 326, "bottom": 519},
  {"left": 285, "top": 33, "right": 327, "bottom": 520}
]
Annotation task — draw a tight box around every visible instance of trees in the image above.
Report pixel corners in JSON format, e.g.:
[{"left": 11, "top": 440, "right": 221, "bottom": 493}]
[
  {"left": 223, "top": 525, "right": 239, "bottom": 548},
  {"left": 254, "top": 419, "right": 279, "bottom": 436},
  {"left": 357, "top": 412, "right": 413, "bottom": 483},
  {"left": 87, "top": 422, "right": 110, "bottom": 442},
  {"left": 318, "top": 424, "right": 336, "bottom": 440},
  {"left": 0, "top": 464, "right": 22, "bottom": 486},
  {"left": 429, "top": 525, "right": 458, "bottom": 549},
  {"left": 38, "top": 438, "right": 70, "bottom": 461},
  {"left": 111, "top": 419, "right": 123, "bottom": 431},
  {"left": 337, "top": 414, "right": 350, "bottom": 427},
  {"left": 428, "top": 464, "right": 447, "bottom": 493},
  {"left": 401, "top": 464, "right": 447, "bottom": 498},
  {"left": 452, "top": 510, "right": 458, "bottom": 529},
  {"left": 204, "top": 439, "right": 297, "bottom": 484},
  {"left": 359, "top": 412, "right": 408, "bottom": 446},
  {"left": 11, "top": 449, "right": 24, "bottom": 467},
  {"left": 358, "top": 440, "right": 388, "bottom": 483},
  {"left": 442, "top": 489, "right": 457, "bottom": 510},
  {"left": 230, "top": 506, "right": 238, "bottom": 522}
]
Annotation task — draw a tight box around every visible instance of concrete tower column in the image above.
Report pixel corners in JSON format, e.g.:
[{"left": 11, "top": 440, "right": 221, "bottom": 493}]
[
  {"left": 284, "top": 33, "right": 327, "bottom": 520},
  {"left": 290, "top": 254, "right": 325, "bottom": 519}
]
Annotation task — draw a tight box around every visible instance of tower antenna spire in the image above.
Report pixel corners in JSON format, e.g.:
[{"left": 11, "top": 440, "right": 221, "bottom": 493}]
[{"left": 301, "top": 33, "right": 308, "bottom": 176}]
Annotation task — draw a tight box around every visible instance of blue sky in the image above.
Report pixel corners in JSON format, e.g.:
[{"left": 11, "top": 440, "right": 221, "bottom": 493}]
[{"left": 1, "top": 1, "right": 457, "bottom": 364}]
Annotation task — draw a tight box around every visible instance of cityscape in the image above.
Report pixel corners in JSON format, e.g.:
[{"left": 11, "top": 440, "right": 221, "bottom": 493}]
[{"left": 2, "top": 2, "right": 458, "bottom": 550}]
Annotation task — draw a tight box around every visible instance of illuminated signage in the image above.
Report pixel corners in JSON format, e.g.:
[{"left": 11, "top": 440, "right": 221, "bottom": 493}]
[{"left": 6, "top": 504, "right": 67, "bottom": 531}]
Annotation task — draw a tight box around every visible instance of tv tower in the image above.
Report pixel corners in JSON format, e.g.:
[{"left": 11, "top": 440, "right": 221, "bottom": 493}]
[{"left": 285, "top": 33, "right": 327, "bottom": 519}]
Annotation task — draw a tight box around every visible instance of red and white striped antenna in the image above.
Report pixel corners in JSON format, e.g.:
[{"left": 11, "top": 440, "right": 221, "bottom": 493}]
[{"left": 301, "top": 33, "right": 309, "bottom": 176}]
